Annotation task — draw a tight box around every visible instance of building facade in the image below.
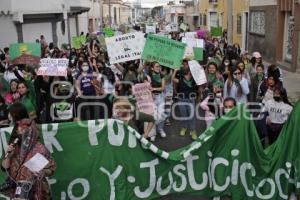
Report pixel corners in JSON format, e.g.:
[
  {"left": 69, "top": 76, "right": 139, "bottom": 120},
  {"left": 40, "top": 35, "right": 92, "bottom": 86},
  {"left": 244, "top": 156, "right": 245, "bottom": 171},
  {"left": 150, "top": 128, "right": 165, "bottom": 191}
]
[
  {"left": 102, "top": 0, "right": 133, "bottom": 27},
  {"left": 199, "top": 0, "right": 250, "bottom": 50},
  {"left": 249, "top": 0, "right": 300, "bottom": 72}
]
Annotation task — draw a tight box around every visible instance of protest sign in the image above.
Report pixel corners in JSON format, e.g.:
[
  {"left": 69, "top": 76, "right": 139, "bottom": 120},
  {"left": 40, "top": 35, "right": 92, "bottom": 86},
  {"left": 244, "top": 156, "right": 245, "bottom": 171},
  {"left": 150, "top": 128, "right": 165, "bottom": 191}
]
[
  {"left": 103, "top": 27, "right": 115, "bottom": 37},
  {"left": 10, "top": 43, "right": 41, "bottom": 65},
  {"left": 142, "top": 34, "right": 186, "bottom": 69},
  {"left": 105, "top": 32, "right": 145, "bottom": 64},
  {"left": 188, "top": 60, "right": 207, "bottom": 85},
  {"left": 72, "top": 35, "right": 86, "bottom": 49},
  {"left": 182, "top": 38, "right": 204, "bottom": 59},
  {"left": 184, "top": 32, "right": 197, "bottom": 39},
  {"left": 1, "top": 101, "right": 300, "bottom": 199},
  {"left": 37, "top": 58, "right": 68, "bottom": 76},
  {"left": 211, "top": 26, "right": 223, "bottom": 37},
  {"left": 146, "top": 25, "right": 156, "bottom": 34},
  {"left": 166, "top": 23, "right": 178, "bottom": 32},
  {"left": 132, "top": 83, "right": 155, "bottom": 114}
]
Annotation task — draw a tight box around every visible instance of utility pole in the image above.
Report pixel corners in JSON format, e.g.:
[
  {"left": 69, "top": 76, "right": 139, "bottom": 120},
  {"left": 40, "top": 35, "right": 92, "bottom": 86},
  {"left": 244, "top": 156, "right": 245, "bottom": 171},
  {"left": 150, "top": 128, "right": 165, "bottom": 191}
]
[
  {"left": 109, "top": 0, "right": 112, "bottom": 27},
  {"left": 227, "top": 0, "right": 233, "bottom": 44},
  {"left": 92, "top": 0, "right": 95, "bottom": 31},
  {"left": 99, "top": 0, "right": 103, "bottom": 29}
]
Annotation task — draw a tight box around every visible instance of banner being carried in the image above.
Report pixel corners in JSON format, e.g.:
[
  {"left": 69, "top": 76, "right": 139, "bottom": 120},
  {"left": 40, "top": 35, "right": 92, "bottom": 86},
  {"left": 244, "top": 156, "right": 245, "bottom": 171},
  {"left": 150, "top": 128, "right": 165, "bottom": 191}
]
[
  {"left": 0, "top": 101, "right": 300, "bottom": 199},
  {"left": 142, "top": 34, "right": 186, "bottom": 69},
  {"left": 9, "top": 43, "right": 41, "bottom": 65},
  {"left": 105, "top": 32, "right": 145, "bottom": 64},
  {"left": 37, "top": 58, "right": 69, "bottom": 76},
  {"left": 182, "top": 38, "right": 204, "bottom": 60}
]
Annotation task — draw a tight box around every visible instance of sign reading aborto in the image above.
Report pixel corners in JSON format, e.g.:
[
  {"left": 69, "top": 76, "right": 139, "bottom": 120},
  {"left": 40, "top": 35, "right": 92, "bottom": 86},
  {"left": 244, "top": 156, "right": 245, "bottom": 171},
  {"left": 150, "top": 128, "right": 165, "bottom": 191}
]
[
  {"left": 105, "top": 32, "right": 145, "bottom": 64},
  {"left": 141, "top": 34, "right": 186, "bottom": 69}
]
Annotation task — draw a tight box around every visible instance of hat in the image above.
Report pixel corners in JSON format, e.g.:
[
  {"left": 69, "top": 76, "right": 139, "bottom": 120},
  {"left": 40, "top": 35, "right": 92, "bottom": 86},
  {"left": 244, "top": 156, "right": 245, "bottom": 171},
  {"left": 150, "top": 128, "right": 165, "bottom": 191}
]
[{"left": 252, "top": 52, "right": 262, "bottom": 58}]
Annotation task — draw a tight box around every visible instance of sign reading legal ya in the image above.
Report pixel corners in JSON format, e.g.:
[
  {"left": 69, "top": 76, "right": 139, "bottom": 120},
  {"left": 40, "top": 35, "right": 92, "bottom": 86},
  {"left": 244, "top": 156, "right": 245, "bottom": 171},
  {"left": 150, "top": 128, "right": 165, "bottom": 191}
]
[{"left": 105, "top": 32, "right": 145, "bottom": 64}]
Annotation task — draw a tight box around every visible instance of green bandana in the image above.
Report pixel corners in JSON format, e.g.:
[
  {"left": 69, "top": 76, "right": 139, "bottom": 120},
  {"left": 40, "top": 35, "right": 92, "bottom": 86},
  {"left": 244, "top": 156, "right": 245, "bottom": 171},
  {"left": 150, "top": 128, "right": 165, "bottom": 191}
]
[
  {"left": 184, "top": 78, "right": 193, "bottom": 88},
  {"left": 152, "top": 72, "right": 161, "bottom": 83},
  {"left": 208, "top": 73, "right": 216, "bottom": 83}
]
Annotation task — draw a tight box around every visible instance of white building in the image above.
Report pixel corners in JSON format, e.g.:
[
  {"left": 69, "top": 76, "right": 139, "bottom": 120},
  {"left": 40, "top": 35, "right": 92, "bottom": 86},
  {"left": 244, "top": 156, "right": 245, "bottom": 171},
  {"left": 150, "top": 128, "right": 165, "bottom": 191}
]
[{"left": 0, "top": 0, "right": 95, "bottom": 48}]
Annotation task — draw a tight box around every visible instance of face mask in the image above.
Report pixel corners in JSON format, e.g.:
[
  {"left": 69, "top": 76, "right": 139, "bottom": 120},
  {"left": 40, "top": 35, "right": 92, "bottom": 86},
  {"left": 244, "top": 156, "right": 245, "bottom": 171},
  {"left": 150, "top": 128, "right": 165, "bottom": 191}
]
[
  {"left": 216, "top": 92, "right": 222, "bottom": 98},
  {"left": 274, "top": 96, "right": 282, "bottom": 102},
  {"left": 71, "top": 59, "right": 75, "bottom": 64},
  {"left": 224, "top": 62, "right": 230, "bottom": 66},
  {"left": 82, "top": 66, "right": 89, "bottom": 72},
  {"left": 233, "top": 75, "right": 237, "bottom": 79},
  {"left": 224, "top": 108, "right": 232, "bottom": 114}
]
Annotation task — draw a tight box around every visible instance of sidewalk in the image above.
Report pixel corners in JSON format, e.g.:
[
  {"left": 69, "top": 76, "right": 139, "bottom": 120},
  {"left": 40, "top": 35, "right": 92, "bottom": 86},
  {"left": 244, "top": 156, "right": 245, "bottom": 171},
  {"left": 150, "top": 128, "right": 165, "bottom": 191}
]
[{"left": 281, "top": 69, "right": 300, "bottom": 105}]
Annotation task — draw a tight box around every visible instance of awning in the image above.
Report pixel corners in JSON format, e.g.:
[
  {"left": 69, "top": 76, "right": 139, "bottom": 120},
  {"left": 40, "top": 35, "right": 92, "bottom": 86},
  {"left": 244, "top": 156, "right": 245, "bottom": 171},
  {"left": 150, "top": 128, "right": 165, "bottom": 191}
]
[{"left": 70, "top": 6, "right": 90, "bottom": 15}]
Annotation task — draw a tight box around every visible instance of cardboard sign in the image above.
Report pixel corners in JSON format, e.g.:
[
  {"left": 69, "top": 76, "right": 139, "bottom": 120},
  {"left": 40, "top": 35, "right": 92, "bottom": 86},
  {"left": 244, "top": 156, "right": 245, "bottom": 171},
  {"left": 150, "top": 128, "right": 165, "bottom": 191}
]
[
  {"left": 37, "top": 58, "right": 68, "bottom": 76},
  {"left": 188, "top": 60, "right": 207, "bottom": 85},
  {"left": 142, "top": 34, "right": 186, "bottom": 69},
  {"left": 105, "top": 32, "right": 145, "bottom": 64},
  {"left": 132, "top": 83, "right": 155, "bottom": 115},
  {"left": 184, "top": 32, "right": 197, "bottom": 39},
  {"left": 10, "top": 43, "right": 41, "bottom": 65},
  {"left": 72, "top": 35, "right": 86, "bottom": 49}
]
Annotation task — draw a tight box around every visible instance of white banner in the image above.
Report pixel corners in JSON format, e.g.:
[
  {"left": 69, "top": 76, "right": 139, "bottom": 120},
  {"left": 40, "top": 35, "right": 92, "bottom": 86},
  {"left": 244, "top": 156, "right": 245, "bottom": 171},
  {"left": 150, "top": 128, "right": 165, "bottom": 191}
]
[
  {"left": 188, "top": 60, "right": 207, "bottom": 86},
  {"left": 37, "top": 58, "right": 68, "bottom": 77},
  {"left": 166, "top": 23, "right": 178, "bottom": 32},
  {"left": 105, "top": 32, "right": 145, "bottom": 64},
  {"left": 182, "top": 38, "right": 204, "bottom": 58},
  {"left": 184, "top": 32, "right": 197, "bottom": 39}
]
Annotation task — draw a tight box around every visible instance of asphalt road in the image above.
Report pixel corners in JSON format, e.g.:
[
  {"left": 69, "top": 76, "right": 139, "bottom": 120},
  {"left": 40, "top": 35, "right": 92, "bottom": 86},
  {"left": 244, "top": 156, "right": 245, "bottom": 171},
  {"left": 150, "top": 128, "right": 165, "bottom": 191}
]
[{"left": 151, "top": 107, "right": 213, "bottom": 200}]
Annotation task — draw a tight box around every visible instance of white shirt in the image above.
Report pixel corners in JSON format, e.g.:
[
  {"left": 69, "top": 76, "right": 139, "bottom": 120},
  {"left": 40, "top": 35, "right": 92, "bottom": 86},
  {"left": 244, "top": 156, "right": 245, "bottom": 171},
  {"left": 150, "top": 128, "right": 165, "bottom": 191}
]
[{"left": 264, "top": 99, "right": 293, "bottom": 124}]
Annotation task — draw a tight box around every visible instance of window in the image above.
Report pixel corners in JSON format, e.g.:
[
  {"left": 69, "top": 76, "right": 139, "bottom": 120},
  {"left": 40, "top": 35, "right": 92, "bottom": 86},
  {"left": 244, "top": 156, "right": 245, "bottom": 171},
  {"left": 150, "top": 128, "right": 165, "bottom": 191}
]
[
  {"left": 203, "top": 14, "right": 207, "bottom": 26},
  {"left": 250, "top": 11, "right": 265, "bottom": 35},
  {"left": 200, "top": 14, "right": 203, "bottom": 25},
  {"left": 209, "top": 0, "right": 218, "bottom": 3},
  {"left": 209, "top": 12, "right": 218, "bottom": 27},
  {"left": 237, "top": 14, "right": 242, "bottom": 34}
]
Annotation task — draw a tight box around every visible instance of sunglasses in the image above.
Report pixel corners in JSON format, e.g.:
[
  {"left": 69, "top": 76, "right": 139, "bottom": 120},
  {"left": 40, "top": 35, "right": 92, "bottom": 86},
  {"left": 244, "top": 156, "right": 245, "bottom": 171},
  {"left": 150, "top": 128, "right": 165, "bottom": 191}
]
[{"left": 233, "top": 72, "right": 241, "bottom": 75}]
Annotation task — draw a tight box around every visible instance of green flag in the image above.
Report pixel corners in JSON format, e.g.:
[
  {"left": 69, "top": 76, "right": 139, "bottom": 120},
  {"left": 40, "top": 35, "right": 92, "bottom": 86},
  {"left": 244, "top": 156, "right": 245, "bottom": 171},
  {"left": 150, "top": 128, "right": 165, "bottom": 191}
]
[
  {"left": 211, "top": 27, "right": 223, "bottom": 37},
  {"left": 0, "top": 101, "right": 300, "bottom": 199},
  {"left": 9, "top": 43, "right": 41, "bottom": 65},
  {"left": 142, "top": 34, "right": 186, "bottom": 69}
]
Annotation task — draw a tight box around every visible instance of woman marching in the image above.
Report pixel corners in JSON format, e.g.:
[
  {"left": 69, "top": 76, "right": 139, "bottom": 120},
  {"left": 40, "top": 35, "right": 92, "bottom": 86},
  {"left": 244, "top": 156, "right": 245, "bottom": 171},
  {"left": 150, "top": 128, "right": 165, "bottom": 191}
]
[{"left": 1, "top": 103, "right": 56, "bottom": 199}]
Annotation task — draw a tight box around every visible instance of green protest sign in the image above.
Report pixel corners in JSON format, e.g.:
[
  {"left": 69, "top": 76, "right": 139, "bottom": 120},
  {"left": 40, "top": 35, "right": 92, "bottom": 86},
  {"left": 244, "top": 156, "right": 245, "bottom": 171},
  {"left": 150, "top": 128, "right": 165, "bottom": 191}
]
[
  {"left": 193, "top": 47, "right": 203, "bottom": 61},
  {"left": 103, "top": 27, "right": 115, "bottom": 37},
  {"left": 9, "top": 43, "right": 41, "bottom": 65},
  {"left": 1, "top": 101, "right": 300, "bottom": 199},
  {"left": 72, "top": 36, "right": 86, "bottom": 49},
  {"left": 211, "top": 27, "right": 223, "bottom": 37},
  {"left": 142, "top": 35, "right": 186, "bottom": 69}
]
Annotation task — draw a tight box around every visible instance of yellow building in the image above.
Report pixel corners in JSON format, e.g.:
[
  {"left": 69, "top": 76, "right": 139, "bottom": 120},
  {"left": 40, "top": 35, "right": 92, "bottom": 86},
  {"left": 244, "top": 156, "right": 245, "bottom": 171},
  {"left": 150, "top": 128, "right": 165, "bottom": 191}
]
[{"left": 199, "top": 0, "right": 250, "bottom": 50}]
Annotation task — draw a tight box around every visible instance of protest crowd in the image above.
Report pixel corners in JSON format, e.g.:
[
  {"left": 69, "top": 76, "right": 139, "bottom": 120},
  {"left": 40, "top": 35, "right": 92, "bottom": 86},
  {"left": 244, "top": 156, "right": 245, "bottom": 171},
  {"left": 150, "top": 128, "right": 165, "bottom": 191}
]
[{"left": 0, "top": 25, "right": 296, "bottom": 199}]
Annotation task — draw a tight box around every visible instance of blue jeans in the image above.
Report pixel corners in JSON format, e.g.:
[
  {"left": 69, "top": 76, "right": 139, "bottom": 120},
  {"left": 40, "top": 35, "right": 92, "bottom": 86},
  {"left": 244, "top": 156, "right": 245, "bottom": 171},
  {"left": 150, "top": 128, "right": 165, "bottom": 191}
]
[{"left": 177, "top": 99, "right": 196, "bottom": 131}]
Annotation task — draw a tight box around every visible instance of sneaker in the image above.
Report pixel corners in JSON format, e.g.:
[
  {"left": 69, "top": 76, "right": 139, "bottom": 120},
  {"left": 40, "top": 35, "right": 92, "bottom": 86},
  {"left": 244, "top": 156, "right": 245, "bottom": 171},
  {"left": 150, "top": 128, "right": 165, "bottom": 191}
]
[
  {"left": 150, "top": 136, "right": 156, "bottom": 142},
  {"left": 165, "top": 118, "right": 171, "bottom": 126},
  {"left": 159, "top": 130, "right": 167, "bottom": 138},
  {"left": 180, "top": 128, "right": 187, "bottom": 136},
  {"left": 190, "top": 131, "right": 198, "bottom": 140}
]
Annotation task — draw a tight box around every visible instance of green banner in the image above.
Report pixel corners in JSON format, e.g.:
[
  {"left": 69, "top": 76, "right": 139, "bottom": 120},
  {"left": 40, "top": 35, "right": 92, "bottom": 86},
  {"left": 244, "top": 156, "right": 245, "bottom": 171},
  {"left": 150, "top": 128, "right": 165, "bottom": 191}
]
[
  {"left": 1, "top": 101, "right": 300, "bottom": 199},
  {"left": 103, "top": 27, "right": 115, "bottom": 37},
  {"left": 9, "top": 43, "right": 41, "bottom": 65},
  {"left": 211, "top": 27, "right": 223, "bottom": 37},
  {"left": 142, "top": 35, "right": 186, "bottom": 69}
]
